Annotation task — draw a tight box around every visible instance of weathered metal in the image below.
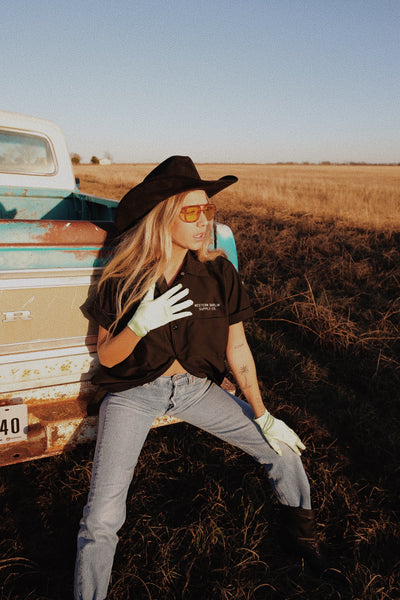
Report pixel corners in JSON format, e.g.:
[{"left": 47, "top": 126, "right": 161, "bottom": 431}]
[
  {"left": 0, "top": 215, "right": 238, "bottom": 467},
  {"left": 0, "top": 111, "right": 239, "bottom": 467},
  {"left": 0, "top": 375, "right": 185, "bottom": 466}
]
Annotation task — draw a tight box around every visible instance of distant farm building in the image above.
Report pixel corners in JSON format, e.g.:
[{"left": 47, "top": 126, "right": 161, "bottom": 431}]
[{"left": 99, "top": 158, "right": 112, "bottom": 165}]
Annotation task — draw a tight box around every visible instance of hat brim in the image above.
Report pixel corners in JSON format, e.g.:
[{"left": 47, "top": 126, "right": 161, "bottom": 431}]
[{"left": 115, "top": 174, "right": 237, "bottom": 233}]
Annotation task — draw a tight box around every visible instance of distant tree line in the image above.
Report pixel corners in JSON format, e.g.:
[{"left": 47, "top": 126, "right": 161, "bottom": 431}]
[
  {"left": 70, "top": 153, "right": 398, "bottom": 167},
  {"left": 70, "top": 154, "right": 113, "bottom": 165}
]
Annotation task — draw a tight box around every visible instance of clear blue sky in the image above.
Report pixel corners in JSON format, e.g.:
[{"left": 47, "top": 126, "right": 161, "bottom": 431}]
[{"left": 2, "top": 0, "right": 399, "bottom": 164}]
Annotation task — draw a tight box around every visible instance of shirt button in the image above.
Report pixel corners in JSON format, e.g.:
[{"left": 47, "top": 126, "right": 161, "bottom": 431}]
[
  {"left": 172, "top": 324, "right": 178, "bottom": 330},
  {"left": 180, "top": 272, "right": 185, "bottom": 276}
]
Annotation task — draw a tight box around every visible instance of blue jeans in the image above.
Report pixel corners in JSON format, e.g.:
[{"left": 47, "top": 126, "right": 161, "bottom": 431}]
[{"left": 74, "top": 374, "right": 311, "bottom": 600}]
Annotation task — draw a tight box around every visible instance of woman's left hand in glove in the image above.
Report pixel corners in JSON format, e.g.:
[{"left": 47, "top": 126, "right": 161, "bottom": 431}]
[{"left": 254, "top": 409, "right": 306, "bottom": 456}]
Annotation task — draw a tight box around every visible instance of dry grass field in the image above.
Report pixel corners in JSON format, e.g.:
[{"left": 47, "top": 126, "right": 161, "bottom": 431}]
[
  {"left": 1, "top": 164, "right": 399, "bottom": 599},
  {"left": 74, "top": 162, "right": 400, "bottom": 230}
]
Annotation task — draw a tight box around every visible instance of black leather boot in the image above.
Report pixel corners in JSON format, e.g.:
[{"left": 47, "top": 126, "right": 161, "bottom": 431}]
[{"left": 279, "top": 506, "right": 343, "bottom": 579}]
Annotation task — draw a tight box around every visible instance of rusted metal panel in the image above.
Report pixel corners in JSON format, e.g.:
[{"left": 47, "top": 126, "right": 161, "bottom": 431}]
[
  {"left": 0, "top": 346, "right": 98, "bottom": 392},
  {"left": 0, "top": 217, "right": 116, "bottom": 270},
  {"left": 0, "top": 261, "right": 183, "bottom": 466},
  {"left": 0, "top": 379, "right": 183, "bottom": 466},
  {"left": 0, "top": 262, "right": 101, "bottom": 465},
  {"left": 0, "top": 375, "right": 235, "bottom": 467},
  {"left": 0, "top": 202, "right": 238, "bottom": 466},
  {"left": 0, "top": 113, "right": 240, "bottom": 467},
  {"left": 0, "top": 218, "right": 115, "bottom": 245}
]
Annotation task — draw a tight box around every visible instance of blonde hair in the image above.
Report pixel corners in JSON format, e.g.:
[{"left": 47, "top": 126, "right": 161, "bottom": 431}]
[{"left": 98, "top": 192, "right": 225, "bottom": 335}]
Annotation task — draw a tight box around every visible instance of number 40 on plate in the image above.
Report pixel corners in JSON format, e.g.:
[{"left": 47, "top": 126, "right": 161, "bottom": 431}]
[{"left": 0, "top": 404, "right": 28, "bottom": 445}]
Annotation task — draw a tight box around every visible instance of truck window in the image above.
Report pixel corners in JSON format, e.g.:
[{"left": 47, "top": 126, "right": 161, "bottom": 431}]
[{"left": 0, "top": 129, "right": 56, "bottom": 175}]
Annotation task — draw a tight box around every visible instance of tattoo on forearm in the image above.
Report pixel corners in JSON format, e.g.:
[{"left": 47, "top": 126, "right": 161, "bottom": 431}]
[{"left": 239, "top": 364, "right": 251, "bottom": 389}]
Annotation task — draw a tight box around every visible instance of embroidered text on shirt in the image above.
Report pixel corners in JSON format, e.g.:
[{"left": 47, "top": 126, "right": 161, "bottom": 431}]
[{"left": 194, "top": 303, "right": 222, "bottom": 311}]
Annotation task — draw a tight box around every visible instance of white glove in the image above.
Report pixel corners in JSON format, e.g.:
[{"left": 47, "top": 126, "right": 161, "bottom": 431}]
[
  {"left": 254, "top": 409, "right": 306, "bottom": 456},
  {"left": 127, "top": 283, "right": 193, "bottom": 337}
]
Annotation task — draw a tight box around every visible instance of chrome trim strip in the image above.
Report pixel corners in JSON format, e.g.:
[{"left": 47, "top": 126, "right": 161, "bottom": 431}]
[
  {"left": 0, "top": 336, "right": 98, "bottom": 356},
  {"left": 0, "top": 266, "right": 103, "bottom": 288},
  {"left": 0, "top": 267, "right": 103, "bottom": 279},
  {"left": 0, "top": 344, "right": 97, "bottom": 365},
  {"left": 0, "top": 275, "right": 96, "bottom": 289}
]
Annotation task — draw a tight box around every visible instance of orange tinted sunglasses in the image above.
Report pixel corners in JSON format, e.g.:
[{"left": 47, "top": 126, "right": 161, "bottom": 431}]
[{"left": 179, "top": 203, "right": 216, "bottom": 223}]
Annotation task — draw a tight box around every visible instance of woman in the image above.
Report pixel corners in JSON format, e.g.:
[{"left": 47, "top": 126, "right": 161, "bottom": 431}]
[{"left": 74, "top": 156, "right": 330, "bottom": 600}]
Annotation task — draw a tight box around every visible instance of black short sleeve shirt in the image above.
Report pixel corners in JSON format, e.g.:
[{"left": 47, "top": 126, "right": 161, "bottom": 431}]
[{"left": 87, "top": 251, "right": 254, "bottom": 395}]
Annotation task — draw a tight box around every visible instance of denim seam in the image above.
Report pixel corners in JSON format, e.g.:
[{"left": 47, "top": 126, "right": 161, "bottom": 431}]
[
  {"left": 87, "top": 401, "right": 112, "bottom": 502},
  {"left": 76, "top": 400, "right": 112, "bottom": 597}
]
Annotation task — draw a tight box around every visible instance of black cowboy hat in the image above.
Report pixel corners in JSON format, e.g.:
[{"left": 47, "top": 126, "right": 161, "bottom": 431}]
[{"left": 114, "top": 155, "right": 238, "bottom": 233}]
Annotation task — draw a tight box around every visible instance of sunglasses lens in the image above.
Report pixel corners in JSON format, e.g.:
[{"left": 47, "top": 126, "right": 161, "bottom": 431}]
[
  {"left": 183, "top": 206, "right": 200, "bottom": 222},
  {"left": 204, "top": 205, "right": 216, "bottom": 220},
  {"left": 180, "top": 204, "right": 216, "bottom": 222}
]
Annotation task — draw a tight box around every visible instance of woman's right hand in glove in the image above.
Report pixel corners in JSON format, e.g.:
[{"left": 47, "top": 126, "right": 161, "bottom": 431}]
[{"left": 127, "top": 283, "right": 193, "bottom": 337}]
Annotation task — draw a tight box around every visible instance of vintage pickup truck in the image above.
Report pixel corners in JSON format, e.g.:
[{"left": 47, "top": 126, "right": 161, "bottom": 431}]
[{"left": 0, "top": 110, "right": 238, "bottom": 466}]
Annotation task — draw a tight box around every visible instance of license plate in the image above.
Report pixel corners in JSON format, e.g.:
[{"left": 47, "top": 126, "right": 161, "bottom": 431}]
[{"left": 0, "top": 404, "right": 28, "bottom": 444}]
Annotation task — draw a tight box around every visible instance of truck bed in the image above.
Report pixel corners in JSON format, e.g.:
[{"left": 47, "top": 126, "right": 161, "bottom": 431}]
[{"left": 0, "top": 188, "right": 237, "bottom": 466}]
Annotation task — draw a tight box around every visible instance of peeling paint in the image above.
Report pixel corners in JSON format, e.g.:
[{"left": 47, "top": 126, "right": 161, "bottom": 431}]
[
  {"left": 0, "top": 387, "right": 182, "bottom": 466},
  {"left": 0, "top": 188, "right": 237, "bottom": 466}
]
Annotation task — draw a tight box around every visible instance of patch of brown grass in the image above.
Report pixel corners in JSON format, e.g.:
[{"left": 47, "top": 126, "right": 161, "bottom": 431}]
[{"left": 1, "top": 164, "right": 399, "bottom": 599}]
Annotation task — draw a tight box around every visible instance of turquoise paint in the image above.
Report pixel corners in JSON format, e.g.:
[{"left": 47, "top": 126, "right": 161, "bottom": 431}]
[
  {"left": 0, "top": 234, "right": 237, "bottom": 271},
  {"left": 0, "top": 187, "right": 238, "bottom": 271},
  {"left": 214, "top": 224, "right": 239, "bottom": 270},
  {"left": 0, "top": 186, "right": 117, "bottom": 221}
]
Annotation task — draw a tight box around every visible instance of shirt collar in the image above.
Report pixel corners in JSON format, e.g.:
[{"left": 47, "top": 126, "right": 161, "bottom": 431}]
[
  {"left": 182, "top": 251, "right": 210, "bottom": 277},
  {"left": 156, "top": 251, "right": 209, "bottom": 294}
]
